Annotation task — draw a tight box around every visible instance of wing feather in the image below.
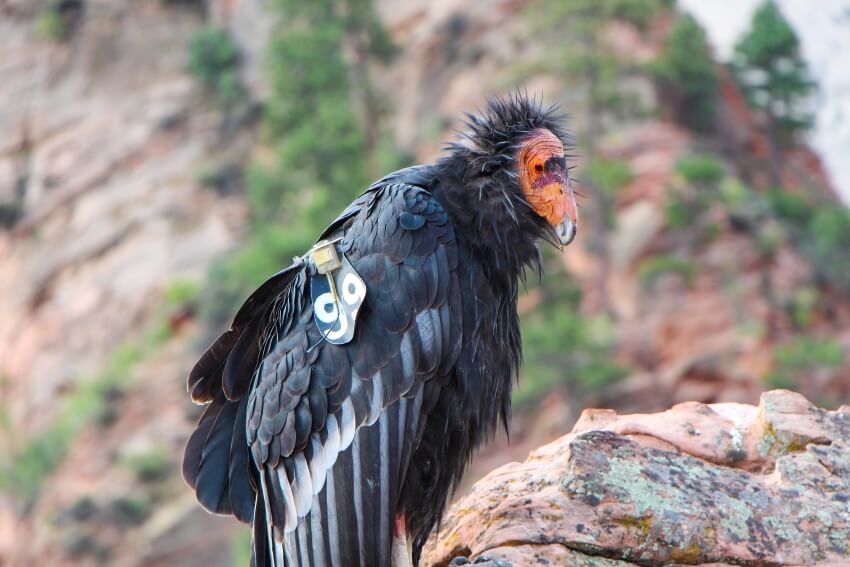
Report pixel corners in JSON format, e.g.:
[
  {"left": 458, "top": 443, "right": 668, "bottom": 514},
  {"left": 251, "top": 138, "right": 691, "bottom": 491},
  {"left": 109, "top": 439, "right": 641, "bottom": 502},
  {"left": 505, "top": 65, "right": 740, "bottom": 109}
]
[{"left": 186, "top": 177, "right": 459, "bottom": 567}]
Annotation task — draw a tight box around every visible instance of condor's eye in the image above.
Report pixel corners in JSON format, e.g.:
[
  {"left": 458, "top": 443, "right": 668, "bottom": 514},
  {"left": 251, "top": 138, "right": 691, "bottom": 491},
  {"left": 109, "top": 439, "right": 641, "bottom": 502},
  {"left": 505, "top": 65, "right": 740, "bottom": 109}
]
[{"left": 533, "top": 162, "right": 544, "bottom": 174}]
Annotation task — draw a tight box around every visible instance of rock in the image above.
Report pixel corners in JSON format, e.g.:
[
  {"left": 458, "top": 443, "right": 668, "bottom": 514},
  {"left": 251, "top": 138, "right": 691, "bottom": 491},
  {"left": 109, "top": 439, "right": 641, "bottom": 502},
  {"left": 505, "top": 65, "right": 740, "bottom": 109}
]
[
  {"left": 609, "top": 200, "right": 664, "bottom": 273},
  {"left": 0, "top": 0, "right": 245, "bottom": 436},
  {"left": 423, "top": 390, "right": 850, "bottom": 566}
]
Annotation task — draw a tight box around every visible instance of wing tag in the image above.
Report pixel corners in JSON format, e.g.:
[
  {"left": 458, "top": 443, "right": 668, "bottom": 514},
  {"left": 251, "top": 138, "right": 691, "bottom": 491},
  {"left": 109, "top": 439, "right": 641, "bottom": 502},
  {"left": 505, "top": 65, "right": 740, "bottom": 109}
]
[{"left": 309, "top": 242, "right": 366, "bottom": 345}]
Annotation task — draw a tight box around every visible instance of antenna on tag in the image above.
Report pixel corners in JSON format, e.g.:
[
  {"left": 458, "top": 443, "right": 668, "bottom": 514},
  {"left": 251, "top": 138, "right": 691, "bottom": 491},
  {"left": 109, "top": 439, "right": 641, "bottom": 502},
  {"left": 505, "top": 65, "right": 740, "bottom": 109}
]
[{"left": 311, "top": 239, "right": 343, "bottom": 304}]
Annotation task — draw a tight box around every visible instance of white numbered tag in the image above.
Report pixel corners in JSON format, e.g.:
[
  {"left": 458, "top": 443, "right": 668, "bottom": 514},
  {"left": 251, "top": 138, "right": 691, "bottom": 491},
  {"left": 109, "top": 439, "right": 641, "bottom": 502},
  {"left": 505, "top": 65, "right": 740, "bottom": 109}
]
[{"left": 310, "top": 253, "right": 366, "bottom": 345}]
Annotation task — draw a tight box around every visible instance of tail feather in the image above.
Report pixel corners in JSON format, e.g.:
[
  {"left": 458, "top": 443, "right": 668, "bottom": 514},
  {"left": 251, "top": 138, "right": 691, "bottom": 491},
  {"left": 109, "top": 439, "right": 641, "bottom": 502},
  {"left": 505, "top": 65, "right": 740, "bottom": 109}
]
[
  {"left": 230, "top": 395, "right": 255, "bottom": 523},
  {"left": 194, "top": 397, "right": 241, "bottom": 515},
  {"left": 183, "top": 392, "right": 227, "bottom": 489},
  {"left": 185, "top": 264, "right": 303, "bottom": 528},
  {"left": 256, "top": 395, "right": 422, "bottom": 566}
]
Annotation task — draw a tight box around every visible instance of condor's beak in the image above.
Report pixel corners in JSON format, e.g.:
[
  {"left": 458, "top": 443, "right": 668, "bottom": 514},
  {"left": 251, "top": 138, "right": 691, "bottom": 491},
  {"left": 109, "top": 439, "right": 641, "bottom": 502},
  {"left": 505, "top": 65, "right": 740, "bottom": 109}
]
[
  {"left": 556, "top": 215, "right": 577, "bottom": 246},
  {"left": 555, "top": 179, "right": 578, "bottom": 246}
]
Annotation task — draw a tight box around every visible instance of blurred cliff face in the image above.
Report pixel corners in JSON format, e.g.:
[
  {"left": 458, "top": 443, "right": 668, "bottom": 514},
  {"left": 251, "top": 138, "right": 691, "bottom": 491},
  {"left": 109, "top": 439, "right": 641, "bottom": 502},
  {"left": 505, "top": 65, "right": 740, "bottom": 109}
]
[{"left": 0, "top": 0, "right": 848, "bottom": 565}]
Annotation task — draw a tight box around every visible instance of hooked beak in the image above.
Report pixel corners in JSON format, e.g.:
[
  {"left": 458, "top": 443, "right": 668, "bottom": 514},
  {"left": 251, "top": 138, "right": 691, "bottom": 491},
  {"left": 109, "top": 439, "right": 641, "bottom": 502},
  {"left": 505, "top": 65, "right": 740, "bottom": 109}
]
[
  {"left": 554, "top": 179, "right": 578, "bottom": 246},
  {"left": 556, "top": 215, "right": 577, "bottom": 246}
]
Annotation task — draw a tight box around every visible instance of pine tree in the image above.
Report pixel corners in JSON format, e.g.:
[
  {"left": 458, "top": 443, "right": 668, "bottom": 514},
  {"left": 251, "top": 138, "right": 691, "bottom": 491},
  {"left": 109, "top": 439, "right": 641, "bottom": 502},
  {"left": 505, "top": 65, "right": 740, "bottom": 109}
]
[
  {"left": 732, "top": 0, "right": 816, "bottom": 186},
  {"left": 653, "top": 13, "right": 718, "bottom": 133}
]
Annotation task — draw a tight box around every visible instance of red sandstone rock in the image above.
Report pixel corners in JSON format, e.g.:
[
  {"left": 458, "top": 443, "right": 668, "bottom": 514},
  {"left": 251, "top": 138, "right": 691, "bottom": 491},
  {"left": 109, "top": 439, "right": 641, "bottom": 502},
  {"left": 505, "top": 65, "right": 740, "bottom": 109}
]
[{"left": 424, "top": 390, "right": 850, "bottom": 567}]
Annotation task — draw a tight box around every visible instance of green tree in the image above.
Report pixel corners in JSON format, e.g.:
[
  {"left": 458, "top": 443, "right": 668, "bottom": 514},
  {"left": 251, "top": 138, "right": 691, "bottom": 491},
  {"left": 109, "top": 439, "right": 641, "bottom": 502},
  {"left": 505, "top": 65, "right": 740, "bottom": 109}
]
[
  {"left": 262, "top": 1, "right": 366, "bottom": 220},
  {"left": 188, "top": 27, "right": 244, "bottom": 107},
  {"left": 260, "top": 0, "right": 397, "bottom": 221},
  {"left": 732, "top": 0, "right": 816, "bottom": 185},
  {"left": 202, "top": 0, "right": 396, "bottom": 328},
  {"left": 653, "top": 13, "right": 718, "bottom": 133}
]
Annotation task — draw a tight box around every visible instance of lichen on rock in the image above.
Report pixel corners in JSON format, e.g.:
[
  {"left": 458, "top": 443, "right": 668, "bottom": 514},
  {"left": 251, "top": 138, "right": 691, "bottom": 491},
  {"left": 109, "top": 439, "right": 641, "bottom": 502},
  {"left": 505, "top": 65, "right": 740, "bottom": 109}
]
[{"left": 424, "top": 390, "right": 850, "bottom": 566}]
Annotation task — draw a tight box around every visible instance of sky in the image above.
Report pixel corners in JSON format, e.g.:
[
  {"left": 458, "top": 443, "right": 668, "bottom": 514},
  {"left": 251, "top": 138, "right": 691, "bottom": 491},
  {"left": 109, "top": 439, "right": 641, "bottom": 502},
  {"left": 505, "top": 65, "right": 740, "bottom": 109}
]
[{"left": 679, "top": 0, "right": 850, "bottom": 203}]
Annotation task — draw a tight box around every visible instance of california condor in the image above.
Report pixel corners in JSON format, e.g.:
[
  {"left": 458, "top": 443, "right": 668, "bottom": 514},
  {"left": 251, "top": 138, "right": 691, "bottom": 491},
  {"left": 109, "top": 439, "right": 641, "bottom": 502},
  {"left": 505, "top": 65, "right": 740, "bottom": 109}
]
[{"left": 183, "top": 94, "right": 578, "bottom": 566}]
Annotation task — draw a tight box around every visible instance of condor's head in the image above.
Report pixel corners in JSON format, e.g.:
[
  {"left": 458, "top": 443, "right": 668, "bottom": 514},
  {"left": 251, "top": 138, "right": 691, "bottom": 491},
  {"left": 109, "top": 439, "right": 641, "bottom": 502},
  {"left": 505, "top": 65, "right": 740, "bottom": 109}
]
[{"left": 439, "top": 94, "right": 578, "bottom": 265}]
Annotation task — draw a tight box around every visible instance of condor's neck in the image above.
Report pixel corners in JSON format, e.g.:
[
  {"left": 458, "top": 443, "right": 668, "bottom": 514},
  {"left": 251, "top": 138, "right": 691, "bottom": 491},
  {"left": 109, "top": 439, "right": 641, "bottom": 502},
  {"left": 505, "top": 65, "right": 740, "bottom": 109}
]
[{"left": 430, "top": 173, "right": 540, "bottom": 295}]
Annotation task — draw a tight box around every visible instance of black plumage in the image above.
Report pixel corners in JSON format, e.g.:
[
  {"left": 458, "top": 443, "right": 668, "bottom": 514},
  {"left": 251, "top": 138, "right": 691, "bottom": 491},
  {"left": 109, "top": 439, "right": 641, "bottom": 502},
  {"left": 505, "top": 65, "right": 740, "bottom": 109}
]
[{"left": 183, "top": 94, "right": 574, "bottom": 566}]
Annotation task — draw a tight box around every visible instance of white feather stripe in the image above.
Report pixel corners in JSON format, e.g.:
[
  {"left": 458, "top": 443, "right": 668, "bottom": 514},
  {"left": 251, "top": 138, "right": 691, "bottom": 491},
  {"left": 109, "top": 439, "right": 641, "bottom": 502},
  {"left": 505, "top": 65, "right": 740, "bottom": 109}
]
[
  {"left": 276, "top": 467, "right": 298, "bottom": 533},
  {"left": 415, "top": 310, "right": 435, "bottom": 354},
  {"left": 259, "top": 469, "right": 281, "bottom": 567},
  {"left": 399, "top": 332, "right": 416, "bottom": 394},
  {"left": 397, "top": 396, "right": 407, "bottom": 466},
  {"left": 351, "top": 434, "right": 366, "bottom": 565},
  {"left": 309, "top": 494, "right": 328, "bottom": 567},
  {"left": 325, "top": 466, "right": 342, "bottom": 566},
  {"left": 273, "top": 540, "right": 285, "bottom": 567},
  {"left": 339, "top": 399, "right": 356, "bottom": 450},
  {"left": 324, "top": 414, "right": 340, "bottom": 467},
  {"left": 297, "top": 521, "right": 309, "bottom": 566},
  {"left": 409, "top": 387, "right": 424, "bottom": 442},
  {"left": 291, "top": 452, "right": 313, "bottom": 518},
  {"left": 309, "top": 435, "right": 327, "bottom": 495},
  {"left": 429, "top": 307, "right": 443, "bottom": 362},
  {"left": 365, "top": 369, "right": 383, "bottom": 426},
  {"left": 378, "top": 407, "right": 390, "bottom": 560}
]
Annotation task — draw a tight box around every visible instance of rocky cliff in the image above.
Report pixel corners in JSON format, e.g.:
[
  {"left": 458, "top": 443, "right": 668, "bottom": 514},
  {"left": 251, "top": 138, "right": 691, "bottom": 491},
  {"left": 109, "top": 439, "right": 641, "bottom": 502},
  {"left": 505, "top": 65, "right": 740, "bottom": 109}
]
[{"left": 425, "top": 390, "right": 850, "bottom": 566}]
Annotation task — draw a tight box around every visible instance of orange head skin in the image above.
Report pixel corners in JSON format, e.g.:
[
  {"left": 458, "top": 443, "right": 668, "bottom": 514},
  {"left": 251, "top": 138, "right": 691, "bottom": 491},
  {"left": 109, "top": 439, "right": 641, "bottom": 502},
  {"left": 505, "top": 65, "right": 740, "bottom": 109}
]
[{"left": 517, "top": 129, "right": 578, "bottom": 244}]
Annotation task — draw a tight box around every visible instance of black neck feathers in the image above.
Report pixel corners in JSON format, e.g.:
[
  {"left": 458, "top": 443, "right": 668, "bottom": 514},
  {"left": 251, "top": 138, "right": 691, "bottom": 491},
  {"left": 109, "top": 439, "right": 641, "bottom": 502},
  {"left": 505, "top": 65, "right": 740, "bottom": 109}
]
[{"left": 432, "top": 93, "right": 571, "bottom": 290}]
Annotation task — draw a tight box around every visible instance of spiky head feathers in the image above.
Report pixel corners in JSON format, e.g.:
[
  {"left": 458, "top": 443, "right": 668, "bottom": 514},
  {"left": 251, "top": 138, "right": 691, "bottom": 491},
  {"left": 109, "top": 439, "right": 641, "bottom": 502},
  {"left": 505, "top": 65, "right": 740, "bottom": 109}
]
[{"left": 441, "top": 93, "right": 578, "bottom": 249}]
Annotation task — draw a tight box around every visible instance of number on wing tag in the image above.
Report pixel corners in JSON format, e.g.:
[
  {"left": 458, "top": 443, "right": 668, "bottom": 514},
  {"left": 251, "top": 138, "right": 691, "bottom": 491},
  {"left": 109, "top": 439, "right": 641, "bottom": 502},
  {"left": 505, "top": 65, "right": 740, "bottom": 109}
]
[{"left": 310, "top": 252, "right": 366, "bottom": 345}]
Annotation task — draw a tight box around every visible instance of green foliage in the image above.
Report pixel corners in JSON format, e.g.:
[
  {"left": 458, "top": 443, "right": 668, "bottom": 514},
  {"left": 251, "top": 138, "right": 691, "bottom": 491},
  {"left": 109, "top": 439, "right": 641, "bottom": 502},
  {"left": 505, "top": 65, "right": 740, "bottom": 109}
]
[
  {"left": 712, "top": 180, "right": 849, "bottom": 295},
  {"left": 0, "top": 427, "right": 71, "bottom": 511},
  {"left": 161, "top": 0, "right": 204, "bottom": 7},
  {"left": 162, "top": 279, "right": 200, "bottom": 308},
  {"left": 766, "top": 336, "right": 843, "bottom": 389},
  {"left": 0, "top": 353, "right": 135, "bottom": 510},
  {"left": 36, "top": 0, "right": 81, "bottom": 42},
  {"left": 610, "top": 0, "right": 672, "bottom": 30},
  {"left": 515, "top": 270, "right": 628, "bottom": 407},
  {"left": 676, "top": 153, "right": 724, "bottom": 186},
  {"left": 653, "top": 13, "right": 718, "bottom": 132},
  {"left": 731, "top": 0, "right": 816, "bottom": 141},
  {"left": 788, "top": 286, "right": 818, "bottom": 329},
  {"left": 231, "top": 527, "right": 253, "bottom": 567},
  {"left": 663, "top": 155, "right": 725, "bottom": 235},
  {"left": 121, "top": 446, "right": 170, "bottom": 483},
  {"left": 108, "top": 496, "right": 150, "bottom": 526},
  {"left": 804, "top": 208, "right": 850, "bottom": 292},
  {"left": 188, "top": 27, "right": 244, "bottom": 107},
  {"left": 717, "top": 177, "right": 750, "bottom": 208},
  {"left": 36, "top": 11, "right": 64, "bottom": 41},
  {"left": 754, "top": 219, "right": 784, "bottom": 258},
  {"left": 203, "top": 0, "right": 395, "bottom": 329},
  {"left": 777, "top": 336, "right": 843, "bottom": 368},
  {"left": 767, "top": 189, "right": 814, "bottom": 227},
  {"left": 198, "top": 161, "right": 244, "bottom": 196},
  {"left": 586, "top": 158, "right": 633, "bottom": 196},
  {"left": 528, "top": 0, "right": 666, "bottom": 146},
  {"left": 0, "top": 277, "right": 190, "bottom": 510},
  {"left": 638, "top": 254, "right": 696, "bottom": 288},
  {"left": 341, "top": 0, "right": 399, "bottom": 64},
  {"left": 664, "top": 192, "right": 693, "bottom": 229},
  {"left": 200, "top": 226, "right": 312, "bottom": 327},
  {"left": 261, "top": 1, "right": 369, "bottom": 212},
  {"left": 62, "top": 531, "right": 111, "bottom": 562},
  {"left": 585, "top": 158, "right": 632, "bottom": 229}
]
